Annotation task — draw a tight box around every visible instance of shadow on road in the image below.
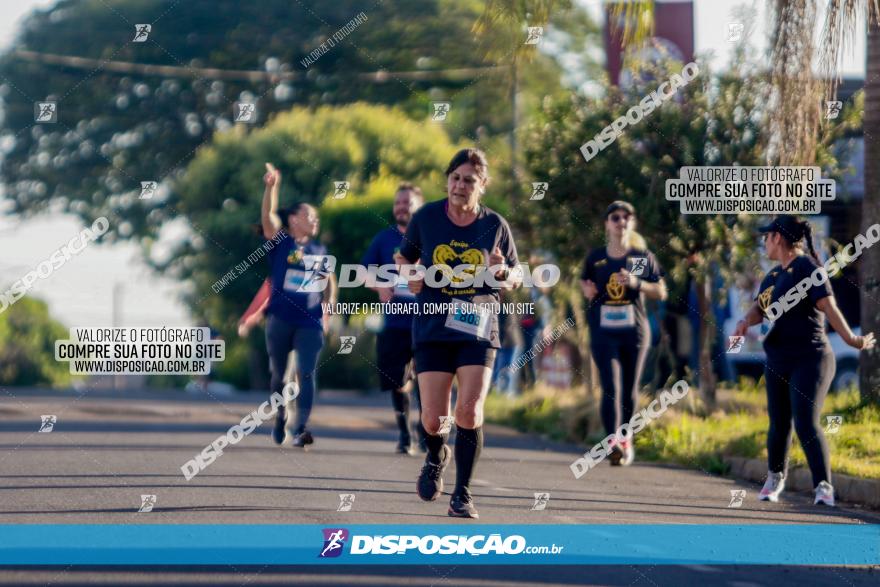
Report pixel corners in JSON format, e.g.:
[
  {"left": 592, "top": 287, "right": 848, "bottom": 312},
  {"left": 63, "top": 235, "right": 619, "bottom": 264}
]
[{"left": 1, "top": 565, "right": 879, "bottom": 586}]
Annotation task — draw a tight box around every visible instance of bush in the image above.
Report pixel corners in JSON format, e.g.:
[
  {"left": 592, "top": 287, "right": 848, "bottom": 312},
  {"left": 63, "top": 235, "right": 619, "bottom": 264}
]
[
  {"left": 486, "top": 384, "right": 880, "bottom": 479},
  {"left": 317, "top": 329, "right": 379, "bottom": 391},
  {"left": 175, "top": 103, "right": 464, "bottom": 388},
  {"left": 0, "top": 297, "right": 72, "bottom": 387}
]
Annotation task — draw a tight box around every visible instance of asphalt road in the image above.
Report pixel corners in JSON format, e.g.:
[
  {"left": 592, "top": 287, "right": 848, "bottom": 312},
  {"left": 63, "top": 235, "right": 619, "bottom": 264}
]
[{"left": 1, "top": 386, "right": 878, "bottom": 586}]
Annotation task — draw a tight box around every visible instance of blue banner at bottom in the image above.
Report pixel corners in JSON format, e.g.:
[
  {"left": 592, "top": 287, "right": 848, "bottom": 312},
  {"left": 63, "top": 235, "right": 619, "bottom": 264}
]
[{"left": 0, "top": 524, "right": 877, "bottom": 565}]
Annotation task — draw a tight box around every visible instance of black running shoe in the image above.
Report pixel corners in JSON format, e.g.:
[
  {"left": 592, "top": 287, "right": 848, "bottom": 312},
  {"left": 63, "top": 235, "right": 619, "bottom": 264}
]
[
  {"left": 272, "top": 407, "right": 286, "bottom": 445},
  {"left": 608, "top": 444, "right": 624, "bottom": 466},
  {"left": 416, "top": 445, "right": 450, "bottom": 501},
  {"left": 448, "top": 490, "right": 479, "bottom": 519},
  {"left": 292, "top": 430, "right": 314, "bottom": 448}
]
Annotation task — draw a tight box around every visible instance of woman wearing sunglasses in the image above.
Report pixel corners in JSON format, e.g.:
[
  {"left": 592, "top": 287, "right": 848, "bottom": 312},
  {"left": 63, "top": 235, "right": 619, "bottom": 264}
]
[{"left": 580, "top": 201, "right": 667, "bottom": 466}]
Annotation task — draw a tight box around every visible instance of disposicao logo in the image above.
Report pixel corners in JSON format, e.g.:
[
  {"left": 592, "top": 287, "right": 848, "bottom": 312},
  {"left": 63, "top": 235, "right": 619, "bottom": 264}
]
[
  {"left": 319, "top": 528, "right": 349, "bottom": 558},
  {"left": 317, "top": 530, "right": 562, "bottom": 558}
]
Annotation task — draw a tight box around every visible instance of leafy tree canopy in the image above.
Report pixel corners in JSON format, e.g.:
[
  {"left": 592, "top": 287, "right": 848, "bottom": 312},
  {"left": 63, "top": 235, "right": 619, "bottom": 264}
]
[{"left": 0, "top": 0, "right": 592, "bottom": 242}]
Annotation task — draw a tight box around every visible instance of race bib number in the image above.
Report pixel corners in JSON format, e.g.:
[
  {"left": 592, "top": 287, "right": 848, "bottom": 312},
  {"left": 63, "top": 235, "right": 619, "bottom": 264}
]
[
  {"left": 283, "top": 268, "right": 308, "bottom": 292},
  {"left": 444, "top": 298, "right": 492, "bottom": 341},
  {"left": 599, "top": 304, "right": 635, "bottom": 329},
  {"left": 394, "top": 274, "right": 416, "bottom": 298},
  {"left": 284, "top": 255, "right": 335, "bottom": 293}
]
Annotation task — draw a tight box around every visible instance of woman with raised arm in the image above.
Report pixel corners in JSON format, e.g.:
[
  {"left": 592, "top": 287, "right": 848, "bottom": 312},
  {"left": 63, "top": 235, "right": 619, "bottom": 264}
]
[{"left": 260, "top": 163, "right": 335, "bottom": 448}]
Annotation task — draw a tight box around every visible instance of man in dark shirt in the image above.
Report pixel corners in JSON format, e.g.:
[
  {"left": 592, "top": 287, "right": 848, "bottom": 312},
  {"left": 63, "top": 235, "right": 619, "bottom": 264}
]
[{"left": 362, "top": 183, "right": 426, "bottom": 454}]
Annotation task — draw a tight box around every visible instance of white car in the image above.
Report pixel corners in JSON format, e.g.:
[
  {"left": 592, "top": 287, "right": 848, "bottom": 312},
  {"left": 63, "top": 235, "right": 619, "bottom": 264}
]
[{"left": 723, "top": 317, "right": 861, "bottom": 392}]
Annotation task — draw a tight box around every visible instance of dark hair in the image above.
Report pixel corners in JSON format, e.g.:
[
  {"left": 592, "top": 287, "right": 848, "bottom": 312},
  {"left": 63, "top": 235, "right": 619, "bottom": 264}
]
[
  {"left": 444, "top": 148, "right": 490, "bottom": 185},
  {"left": 775, "top": 216, "right": 820, "bottom": 263},
  {"left": 396, "top": 182, "right": 423, "bottom": 200},
  {"left": 254, "top": 202, "right": 308, "bottom": 238},
  {"left": 276, "top": 201, "right": 307, "bottom": 230},
  {"left": 800, "top": 221, "right": 820, "bottom": 263}
]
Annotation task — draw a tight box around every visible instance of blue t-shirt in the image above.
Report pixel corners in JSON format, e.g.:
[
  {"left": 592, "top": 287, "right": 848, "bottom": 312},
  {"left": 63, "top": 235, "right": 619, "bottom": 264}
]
[
  {"left": 265, "top": 233, "right": 328, "bottom": 328},
  {"left": 361, "top": 226, "right": 416, "bottom": 330},
  {"left": 398, "top": 200, "right": 518, "bottom": 349}
]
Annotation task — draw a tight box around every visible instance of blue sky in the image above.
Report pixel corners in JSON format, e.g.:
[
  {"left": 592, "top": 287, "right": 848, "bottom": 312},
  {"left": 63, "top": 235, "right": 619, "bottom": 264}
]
[{"left": 0, "top": 0, "right": 870, "bottom": 328}]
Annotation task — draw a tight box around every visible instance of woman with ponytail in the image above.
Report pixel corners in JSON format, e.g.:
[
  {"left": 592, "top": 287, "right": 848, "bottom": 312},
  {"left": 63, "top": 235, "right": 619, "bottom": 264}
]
[
  {"left": 579, "top": 201, "right": 668, "bottom": 466},
  {"left": 734, "top": 215, "right": 875, "bottom": 506},
  {"left": 260, "top": 163, "right": 335, "bottom": 449}
]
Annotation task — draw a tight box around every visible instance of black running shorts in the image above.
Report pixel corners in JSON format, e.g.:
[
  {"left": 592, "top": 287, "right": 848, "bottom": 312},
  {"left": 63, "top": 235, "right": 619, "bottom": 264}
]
[
  {"left": 414, "top": 341, "right": 497, "bottom": 374},
  {"left": 376, "top": 328, "right": 414, "bottom": 391}
]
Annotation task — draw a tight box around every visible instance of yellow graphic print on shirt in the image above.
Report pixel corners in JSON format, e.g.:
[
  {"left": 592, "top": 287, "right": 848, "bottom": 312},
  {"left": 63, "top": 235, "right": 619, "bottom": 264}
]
[
  {"left": 433, "top": 242, "right": 485, "bottom": 296},
  {"left": 758, "top": 286, "right": 774, "bottom": 313},
  {"left": 287, "top": 248, "right": 304, "bottom": 265},
  {"left": 605, "top": 277, "right": 626, "bottom": 304}
]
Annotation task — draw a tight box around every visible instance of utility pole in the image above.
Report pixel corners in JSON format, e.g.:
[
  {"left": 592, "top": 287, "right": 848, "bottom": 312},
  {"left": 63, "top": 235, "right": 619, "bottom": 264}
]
[{"left": 112, "top": 282, "right": 123, "bottom": 392}]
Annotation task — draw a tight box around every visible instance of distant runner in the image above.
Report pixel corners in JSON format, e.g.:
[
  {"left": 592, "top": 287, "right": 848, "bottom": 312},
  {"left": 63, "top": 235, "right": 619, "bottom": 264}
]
[
  {"left": 362, "top": 183, "right": 427, "bottom": 454},
  {"left": 580, "top": 201, "right": 667, "bottom": 466},
  {"left": 260, "top": 163, "right": 336, "bottom": 448}
]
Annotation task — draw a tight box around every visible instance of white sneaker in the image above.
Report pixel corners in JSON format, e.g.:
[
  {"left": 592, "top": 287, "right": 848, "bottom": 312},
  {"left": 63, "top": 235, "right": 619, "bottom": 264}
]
[
  {"left": 620, "top": 438, "right": 635, "bottom": 466},
  {"left": 814, "top": 481, "right": 835, "bottom": 507},
  {"left": 758, "top": 471, "right": 785, "bottom": 502}
]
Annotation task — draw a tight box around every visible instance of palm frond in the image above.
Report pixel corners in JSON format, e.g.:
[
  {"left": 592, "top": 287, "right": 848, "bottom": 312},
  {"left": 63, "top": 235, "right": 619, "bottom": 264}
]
[
  {"left": 768, "top": 0, "right": 821, "bottom": 165},
  {"left": 607, "top": 0, "right": 655, "bottom": 49},
  {"left": 474, "top": 0, "right": 571, "bottom": 62}
]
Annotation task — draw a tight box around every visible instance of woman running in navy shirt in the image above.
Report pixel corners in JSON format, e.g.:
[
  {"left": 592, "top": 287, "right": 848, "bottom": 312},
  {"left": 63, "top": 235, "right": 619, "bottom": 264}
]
[{"left": 261, "top": 163, "right": 335, "bottom": 448}]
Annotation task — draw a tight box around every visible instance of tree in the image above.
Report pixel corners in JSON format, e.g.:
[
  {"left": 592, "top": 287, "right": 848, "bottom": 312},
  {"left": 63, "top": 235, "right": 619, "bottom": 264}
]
[
  {"left": 603, "top": 0, "right": 880, "bottom": 404},
  {"left": 522, "top": 56, "right": 856, "bottom": 406},
  {"left": 473, "top": 0, "right": 589, "bottom": 191},
  {"left": 766, "top": 0, "right": 880, "bottom": 403},
  {"left": 174, "top": 103, "right": 462, "bottom": 387},
  {"left": 0, "top": 297, "right": 72, "bottom": 387},
  {"left": 0, "top": 0, "right": 575, "bottom": 243},
  {"left": 864, "top": 16, "right": 880, "bottom": 402}
]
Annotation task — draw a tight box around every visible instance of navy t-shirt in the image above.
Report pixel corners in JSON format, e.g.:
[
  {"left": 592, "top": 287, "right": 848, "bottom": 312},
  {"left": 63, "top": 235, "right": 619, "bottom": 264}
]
[
  {"left": 580, "top": 247, "right": 663, "bottom": 344},
  {"left": 756, "top": 254, "right": 833, "bottom": 357},
  {"left": 265, "top": 233, "right": 328, "bottom": 328},
  {"left": 362, "top": 226, "right": 417, "bottom": 330},
  {"left": 398, "top": 200, "right": 518, "bottom": 349}
]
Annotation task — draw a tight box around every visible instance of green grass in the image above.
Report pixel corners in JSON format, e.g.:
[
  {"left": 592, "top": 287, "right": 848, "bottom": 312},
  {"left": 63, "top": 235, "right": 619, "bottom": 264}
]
[{"left": 484, "top": 381, "right": 880, "bottom": 480}]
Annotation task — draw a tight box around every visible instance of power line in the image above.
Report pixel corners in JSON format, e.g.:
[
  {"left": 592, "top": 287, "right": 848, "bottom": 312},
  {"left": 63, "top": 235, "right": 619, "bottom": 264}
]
[{"left": 12, "top": 50, "right": 504, "bottom": 83}]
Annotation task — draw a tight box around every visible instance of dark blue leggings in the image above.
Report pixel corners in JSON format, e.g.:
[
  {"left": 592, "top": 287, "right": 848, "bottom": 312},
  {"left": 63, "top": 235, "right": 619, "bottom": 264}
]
[
  {"left": 266, "top": 315, "right": 324, "bottom": 434},
  {"left": 765, "top": 351, "right": 835, "bottom": 487},
  {"left": 591, "top": 333, "right": 649, "bottom": 436}
]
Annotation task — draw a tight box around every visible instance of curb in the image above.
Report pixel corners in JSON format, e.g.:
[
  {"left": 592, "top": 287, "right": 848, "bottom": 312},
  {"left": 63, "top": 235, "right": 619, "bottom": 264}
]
[{"left": 724, "top": 456, "right": 880, "bottom": 510}]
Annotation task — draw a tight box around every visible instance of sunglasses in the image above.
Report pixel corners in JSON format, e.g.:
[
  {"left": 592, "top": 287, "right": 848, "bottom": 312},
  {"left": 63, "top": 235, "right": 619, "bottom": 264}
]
[{"left": 609, "top": 214, "right": 631, "bottom": 223}]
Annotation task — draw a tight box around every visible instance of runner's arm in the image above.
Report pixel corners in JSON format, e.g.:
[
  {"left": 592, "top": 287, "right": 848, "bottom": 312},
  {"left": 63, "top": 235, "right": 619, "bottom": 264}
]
[
  {"left": 733, "top": 302, "right": 763, "bottom": 336},
  {"left": 638, "top": 277, "right": 667, "bottom": 301},
  {"left": 261, "top": 163, "right": 283, "bottom": 240},
  {"left": 323, "top": 272, "right": 338, "bottom": 306},
  {"left": 362, "top": 236, "right": 395, "bottom": 300},
  {"left": 816, "top": 296, "right": 868, "bottom": 349}
]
